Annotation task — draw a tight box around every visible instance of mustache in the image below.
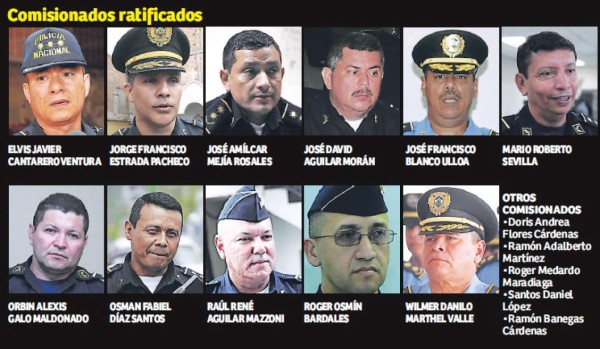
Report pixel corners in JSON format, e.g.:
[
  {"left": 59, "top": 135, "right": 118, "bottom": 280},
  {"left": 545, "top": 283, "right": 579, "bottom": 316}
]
[
  {"left": 352, "top": 89, "right": 373, "bottom": 96},
  {"left": 440, "top": 90, "right": 461, "bottom": 99}
]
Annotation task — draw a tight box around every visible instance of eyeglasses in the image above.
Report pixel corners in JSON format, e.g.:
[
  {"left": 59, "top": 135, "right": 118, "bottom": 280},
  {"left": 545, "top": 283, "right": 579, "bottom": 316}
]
[{"left": 311, "top": 229, "right": 396, "bottom": 246}]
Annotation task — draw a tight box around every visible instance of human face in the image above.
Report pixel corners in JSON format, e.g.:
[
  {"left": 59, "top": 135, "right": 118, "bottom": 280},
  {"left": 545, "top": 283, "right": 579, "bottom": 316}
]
[
  {"left": 125, "top": 71, "right": 182, "bottom": 134},
  {"left": 125, "top": 204, "right": 182, "bottom": 277},
  {"left": 422, "top": 71, "right": 478, "bottom": 132},
  {"left": 23, "top": 65, "right": 90, "bottom": 134},
  {"left": 215, "top": 219, "right": 276, "bottom": 293},
  {"left": 29, "top": 209, "right": 88, "bottom": 281},
  {"left": 306, "top": 213, "right": 390, "bottom": 293},
  {"left": 405, "top": 225, "right": 424, "bottom": 260},
  {"left": 422, "top": 232, "right": 485, "bottom": 287},
  {"left": 516, "top": 49, "right": 578, "bottom": 126},
  {"left": 221, "top": 46, "right": 283, "bottom": 124},
  {"left": 323, "top": 48, "right": 383, "bottom": 120}
]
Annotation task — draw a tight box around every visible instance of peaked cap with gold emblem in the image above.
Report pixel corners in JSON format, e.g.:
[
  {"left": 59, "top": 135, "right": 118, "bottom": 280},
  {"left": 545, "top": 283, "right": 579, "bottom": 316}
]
[
  {"left": 112, "top": 27, "right": 190, "bottom": 74},
  {"left": 218, "top": 185, "right": 270, "bottom": 222},
  {"left": 417, "top": 187, "right": 497, "bottom": 242},
  {"left": 412, "top": 29, "right": 488, "bottom": 74}
]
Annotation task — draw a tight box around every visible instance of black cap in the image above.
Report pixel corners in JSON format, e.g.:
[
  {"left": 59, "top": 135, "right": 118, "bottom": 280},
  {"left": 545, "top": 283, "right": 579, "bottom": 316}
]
[
  {"left": 308, "top": 185, "right": 388, "bottom": 217},
  {"left": 21, "top": 27, "right": 87, "bottom": 75},
  {"left": 412, "top": 29, "right": 488, "bottom": 74},
  {"left": 403, "top": 193, "right": 422, "bottom": 227},
  {"left": 218, "top": 186, "right": 270, "bottom": 222},
  {"left": 417, "top": 187, "right": 497, "bottom": 243},
  {"left": 112, "top": 27, "right": 190, "bottom": 74}
]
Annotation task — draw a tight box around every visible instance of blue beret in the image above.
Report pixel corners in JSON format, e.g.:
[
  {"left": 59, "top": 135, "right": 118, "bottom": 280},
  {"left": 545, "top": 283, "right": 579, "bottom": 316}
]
[
  {"left": 412, "top": 29, "right": 488, "bottom": 74},
  {"left": 218, "top": 186, "right": 270, "bottom": 222},
  {"left": 403, "top": 193, "right": 422, "bottom": 227},
  {"left": 112, "top": 27, "right": 190, "bottom": 74},
  {"left": 417, "top": 187, "right": 498, "bottom": 243},
  {"left": 308, "top": 185, "right": 388, "bottom": 217},
  {"left": 21, "top": 27, "right": 87, "bottom": 75}
]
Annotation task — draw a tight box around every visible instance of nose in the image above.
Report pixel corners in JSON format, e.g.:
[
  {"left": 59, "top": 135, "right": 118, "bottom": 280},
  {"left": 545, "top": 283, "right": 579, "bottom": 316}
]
[
  {"left": 554, "top": 71, "right": 568, "bottom": 90},
  {"left": 354, "top": 235, "right": 377, "bottom": 260},
  {"left": 252, "top": 238, "right": 267, "bottom": 255},
  {"left": 53, "top": 233, "right": 68, "bottom": 249},
  {"left": 48, "top": 74, "right": 65, "bottom": 94},
  {"left": 443, "top": 75, "right": 457, "bottom": 90},
  {"left": 358, "top": 70, "right": 370, "bottom": 87},
  {"left": 432, "top": 237, "right": 446, "bottom": 252},
  {"left": 157, "top": 79, "right": 171, "bottom": 97},
  {"left": 255, "top": 71, "right": 270, "bottom": 92},
  {"left": 154, "top": 232, "right": 168, "bottom": 247}
]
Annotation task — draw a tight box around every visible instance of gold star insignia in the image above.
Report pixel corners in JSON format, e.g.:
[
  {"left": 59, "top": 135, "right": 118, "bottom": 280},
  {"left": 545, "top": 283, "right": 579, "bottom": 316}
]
[
  {"left": 290, "top": 111, "right": 297, "bottom": 118},
  {"left": 210, "top": 112, "right": 218, "bottom": 119},
  {"left": 217, "top": 105, "right": 225, "bottom": 114},
  {"left": 47, "top": 41, "right": 53, "bottom": 48},
  {"left": 57, "top": 40, "right": 64, "bottom": 46},
  {"left": 37, "top": 43, "right": 43, "bottom": 50}
]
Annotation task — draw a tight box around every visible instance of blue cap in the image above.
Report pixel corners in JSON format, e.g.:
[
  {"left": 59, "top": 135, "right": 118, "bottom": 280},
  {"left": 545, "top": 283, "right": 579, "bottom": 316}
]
[
  {"left": 417, "top": 187, "right": 498, "bottom": 242},
  {"left": 21, "top": 27, "right": 87, "bottom": 75},
  {"left": 308, "top": 185, "right": 388, "bottom": 217},
  {"left": 112, "top": 27, "right": 190, "bottom": 74},
  {"left": 218, "top": 186, "right": 270, "bottom": 222}
]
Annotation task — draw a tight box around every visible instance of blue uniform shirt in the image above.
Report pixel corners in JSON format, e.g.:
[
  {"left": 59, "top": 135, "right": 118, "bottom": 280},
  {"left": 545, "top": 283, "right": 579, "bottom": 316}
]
[
  {"left": 477, "top": 253, "right": 500, "bottom": 286},
  {"left": 403, "top": 117, "right": 497, "bottom": 136},
  {"left": 403, "top": 261, "right": 429, "bottom": 288},
  {"left": 206, "top": 270, "right": 302, "bottom": 294},
  {"left": 405, "top": 275, "right": 497, "bottom": 294}
]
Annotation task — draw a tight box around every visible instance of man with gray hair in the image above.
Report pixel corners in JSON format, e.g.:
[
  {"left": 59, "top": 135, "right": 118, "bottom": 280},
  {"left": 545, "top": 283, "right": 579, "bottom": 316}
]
[{"left": 305, "top": 31, "right": 400, "bottom": 135}]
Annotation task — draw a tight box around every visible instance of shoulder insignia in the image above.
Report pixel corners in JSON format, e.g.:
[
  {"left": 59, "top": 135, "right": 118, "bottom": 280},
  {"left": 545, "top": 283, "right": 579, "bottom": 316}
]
[
  {"left": 279, "top": 272, "right": 302, "bottom": 282},
  {"left": 182, "top": 118, "right": 203, "bottom": 128},
  {"left": 14, "top": 130, "right": 30, "bottom": 136},
  {"left": 478, "top": 253, "right": 498, "bottom": 269},
  {"left": 75, "top": 267, "right": 104, "bottom": 281},
  {"left": 403, "top": 261, "right": 425, "bottom": 278},
  {"left": 114, "top": 128, "right": 129, "bottom": 136},
  {"left": 10, "top": 264, "right": 26, "bottom": 275},
  {"left": 177, "top": 266, "right": 203, "bottom": 281},
  {"left": 403, "top": 122, "right": 414, "bottom": 132},
  {"left": 107, "top": 263, "right": 123, "bottom": 273},
  {"left": 485, "top": 285, "right": 500, "bottom": 294}
]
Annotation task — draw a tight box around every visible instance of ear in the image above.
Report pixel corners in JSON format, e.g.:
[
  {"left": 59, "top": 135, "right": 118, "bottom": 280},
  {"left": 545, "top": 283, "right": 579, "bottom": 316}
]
[
  {"left": 280, "top": 66, "right": 285, "bottom": 79},
  {"left": 82, "top": 233, "right": 88, "bottom": 248},
  {"left": 420, "top": 75, "right": 427, "bottom": 97},
  {"left": 304, "top": 239, "right": 321, "bottom": 267},
  {"left": 28, "top": 224, "right": 34, "bottom": 246},
  {"left": 515, "top": 73, "right": 528, "bottom": 96},
  {"left": 321, "top": 67, "right": 333, "bottom": 90},
  {"left": 83, "top": 73, "right": 91, "bottom": 98},
  {"left": 474, "top": 240, "right": 486, "bottom": 264},
  {"left": 124, "top": 221, "right": 133, "bottom": 241},
  {"left": 214, "top": 234, "right": 226, "bottom": 260},
  {"left": 473, "top": 77, "right": 479, "bottom": 97},
  {"left": 219, "top": 69, "right": 231, "bottom": 91},
  {"left": 23, "top": 83, "right": 31, "bottom": 104},
  {"left": 124, "top": 83, "right": 134, "bottom": 103}
]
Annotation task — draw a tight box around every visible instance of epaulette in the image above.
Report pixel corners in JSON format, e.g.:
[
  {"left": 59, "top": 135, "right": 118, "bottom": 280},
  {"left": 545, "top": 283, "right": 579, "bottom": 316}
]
[
  {"left": 403, "top": 261, "right": 426, "bottom": 279},
  {"left": 280, "top": 272, "right": 302, "bottom": 283},
  {"left": 181, "top": 117, "right": 204, "bottom": 128},
  {"left": 13, "top": 130, "right": 29, "bottom": 136},
  {"left": 501, "top": 115, "right": 517, "bottom": 130},
  {"left": 485, "top": 285, "right": 500, "bottom": 294},
  {"left": 114, "top": 128, "right": 130, "bottom": 136},
  {"left": 280, "top": 101, "right": 303, "bottom": 125},
  {"left": 107, "top": 263, "right": 124, "bottom": 273},
  {"left": 478, "top": 253, "right": 498, "bottom": 269},
  {"left": 9, "top": 263, "right": 27, "bottom": 275},
  {"left": 572, "top": 112, "right": 598, "bottom": 126},
  {"left": 403, "top": 122, "right": 414, "bottom": 133},
  {"left": 176, "top": 265, "right": 204, "bottom": 283},
  {"left": 75, "top": 267, "right": 104, "bottom": 281},
  {"left": 205, "top": 98, "right": 233, "bottom": 135}
]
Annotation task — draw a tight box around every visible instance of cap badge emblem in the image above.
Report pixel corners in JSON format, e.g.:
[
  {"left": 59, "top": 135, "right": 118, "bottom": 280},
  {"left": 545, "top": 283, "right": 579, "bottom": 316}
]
[
  {"left": 441, "top": 34, "right": 465, "bottom": 58},
  {"left": 147, "top": 27, "right": 173, "bottom": 47},
  {"left": 428, "top": 191, "right": 451, "bottom": 216}
]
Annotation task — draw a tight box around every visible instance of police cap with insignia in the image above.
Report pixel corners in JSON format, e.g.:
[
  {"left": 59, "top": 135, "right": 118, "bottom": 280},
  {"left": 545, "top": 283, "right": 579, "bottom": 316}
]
[
  {"left": 21, "top": 27, "right": 87, "bottom": 75},
  {"left": 112, "top": 27, "right": 190, "bottom": 74},
  {"left": 412, "top": 29, "right": 488, "bottom": 74},
  {"left": 308, "top": 185, "right": 388, "bottom": 217},
  {"left": 403, "top": 193, "right": 422, "bottom": 227},
  {"left": 218, "top": 185, "right": 269, "bottom": 222},
  {"left": 417, "top": 187, "right": 497, "bottom": 242}
]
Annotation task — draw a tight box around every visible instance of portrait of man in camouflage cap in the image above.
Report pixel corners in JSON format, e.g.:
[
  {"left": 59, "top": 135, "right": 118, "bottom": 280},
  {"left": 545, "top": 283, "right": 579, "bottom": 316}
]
[{"left": 11, "top": 27, "right": 104, "bottom": 135}]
